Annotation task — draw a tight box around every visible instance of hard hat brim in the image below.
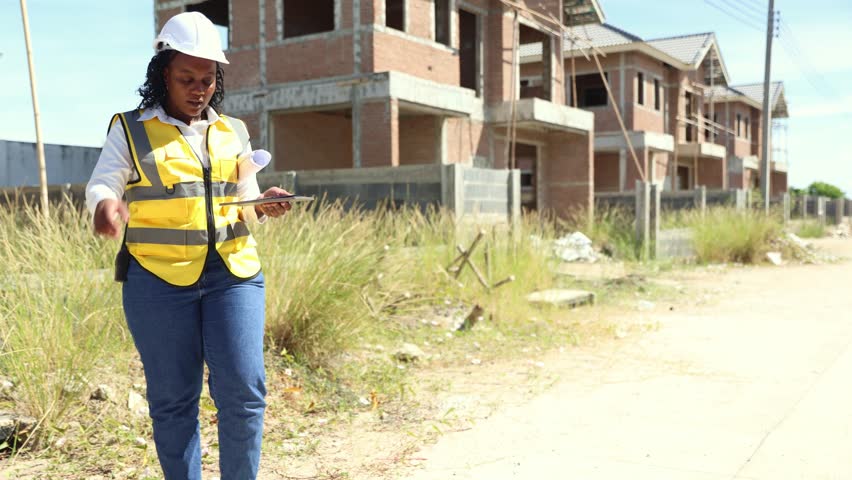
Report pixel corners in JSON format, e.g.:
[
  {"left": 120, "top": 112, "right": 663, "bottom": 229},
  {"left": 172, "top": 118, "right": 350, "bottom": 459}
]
[{"left": 154, "top": 41, "right": 230, "bottom": 65}]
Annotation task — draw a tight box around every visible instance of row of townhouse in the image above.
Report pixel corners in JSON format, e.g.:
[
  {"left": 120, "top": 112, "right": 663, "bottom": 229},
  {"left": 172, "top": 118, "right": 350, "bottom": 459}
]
[{"left": 152, "top": 0, "right": 789, "bottom": 215}]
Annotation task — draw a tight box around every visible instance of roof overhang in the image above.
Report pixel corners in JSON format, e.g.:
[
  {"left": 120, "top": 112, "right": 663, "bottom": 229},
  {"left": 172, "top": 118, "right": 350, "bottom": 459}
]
[
  {"left": 563, "top": 0, "right": 606, "bottom": 26},
  {"left": 698, "top": 41, "right": 730, "bottom": 87}
]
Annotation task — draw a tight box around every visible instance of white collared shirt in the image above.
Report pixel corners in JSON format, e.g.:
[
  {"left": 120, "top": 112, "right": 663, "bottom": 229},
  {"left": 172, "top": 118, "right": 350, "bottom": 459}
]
[{"left": 85, "top": 105, "right": 263, "bottom": 222}]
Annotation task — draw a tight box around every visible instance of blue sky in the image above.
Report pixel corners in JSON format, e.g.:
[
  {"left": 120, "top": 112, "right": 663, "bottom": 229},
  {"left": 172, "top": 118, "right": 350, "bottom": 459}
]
[{"left": 1, "top": 0, "right": 850, "bottom": 192}]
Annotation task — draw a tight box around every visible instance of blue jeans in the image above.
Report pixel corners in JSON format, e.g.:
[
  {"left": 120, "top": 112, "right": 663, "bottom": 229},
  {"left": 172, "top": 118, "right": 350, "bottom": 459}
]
[{"left": 123, "top": 254, "right": 266, "bottom": 480}]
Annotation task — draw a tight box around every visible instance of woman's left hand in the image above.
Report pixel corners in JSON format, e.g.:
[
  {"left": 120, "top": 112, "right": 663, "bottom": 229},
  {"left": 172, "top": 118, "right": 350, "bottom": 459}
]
[{"left": 255, "top": 187, "right": 293, "bottom": 218}]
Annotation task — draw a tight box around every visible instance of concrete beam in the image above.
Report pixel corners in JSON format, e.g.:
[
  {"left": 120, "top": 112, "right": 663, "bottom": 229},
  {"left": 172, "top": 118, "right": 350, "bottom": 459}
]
[
  {"left": 595, "top": 131, "right": 675, "bottom": 153},
  {"left": 677, "top": 142, "right": 726, "bottom": 160},
  {"left": 486, "top": 98, "right": 594, "bottom": 135}
]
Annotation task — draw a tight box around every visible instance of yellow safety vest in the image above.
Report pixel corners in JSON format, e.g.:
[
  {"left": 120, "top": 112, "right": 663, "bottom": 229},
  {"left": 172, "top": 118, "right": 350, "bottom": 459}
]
[{"left": 112, "top": 109, "right": 261, "bottom": 286}]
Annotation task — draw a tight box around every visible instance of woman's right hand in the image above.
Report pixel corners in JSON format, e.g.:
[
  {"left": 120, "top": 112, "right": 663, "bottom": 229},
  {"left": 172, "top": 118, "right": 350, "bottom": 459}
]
[{"left": 94, "top": 199, "right": 129, "bottom": 239}]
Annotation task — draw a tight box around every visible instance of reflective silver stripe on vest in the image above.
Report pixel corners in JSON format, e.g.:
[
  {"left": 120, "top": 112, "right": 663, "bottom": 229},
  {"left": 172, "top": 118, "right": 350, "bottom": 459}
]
[
  {"left": 123, "top": 110, "right": 162, "bottom": 188},
  {"left": 127, "top": 222, "right": 250, "bottom": 246},
  {"left": 125, "top": 181, "right": 238, "bottom": 202}
]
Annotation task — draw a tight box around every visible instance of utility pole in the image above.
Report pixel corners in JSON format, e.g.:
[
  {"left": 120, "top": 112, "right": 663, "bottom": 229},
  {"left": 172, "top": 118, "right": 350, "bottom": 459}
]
[
  {"left": 20, "top": 0, "right": 49, "bottom": 215},
  {"left": 760, "top": 0, "right": 775, "bottom": 214}
]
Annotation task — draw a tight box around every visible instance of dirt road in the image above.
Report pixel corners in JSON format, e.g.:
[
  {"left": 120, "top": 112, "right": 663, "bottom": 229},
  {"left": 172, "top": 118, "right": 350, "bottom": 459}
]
[{"left": 401, "top": 238, "right": 852, "bottom": 480}]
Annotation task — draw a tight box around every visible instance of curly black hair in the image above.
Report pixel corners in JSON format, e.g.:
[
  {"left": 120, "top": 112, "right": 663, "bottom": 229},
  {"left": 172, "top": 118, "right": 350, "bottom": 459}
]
[{"left": 136, "top": 50, "right": 226, "bottom": 112}]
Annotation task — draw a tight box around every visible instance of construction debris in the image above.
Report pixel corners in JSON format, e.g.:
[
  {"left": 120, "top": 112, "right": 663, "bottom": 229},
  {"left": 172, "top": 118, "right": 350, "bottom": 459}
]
[
  {"left": 393, "top": 343, "right": 425, "bottom": 363},
  {"left": 526, "top": 289, "right": 595, "bottom": 309},
  {"left": 553, "top": 232, "right": 598, "bottom": 263},
  {"left": 766, "top": 252, "right": 783, "bottom": 266}
]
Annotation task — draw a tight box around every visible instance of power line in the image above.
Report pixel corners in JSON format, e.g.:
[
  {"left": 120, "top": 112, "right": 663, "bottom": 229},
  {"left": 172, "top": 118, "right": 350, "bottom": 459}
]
[
  {"left": 714, "top": 0, "right": 767, "bottom": 25},
  {"left": 703, "top": 0, "right": 764, "bottom": 32},
  {"left": 737, "top": 0, "right": 770, "bottom": 18},
  {"left": 776, "top": 18, "right": 838, "bottom": 99}
]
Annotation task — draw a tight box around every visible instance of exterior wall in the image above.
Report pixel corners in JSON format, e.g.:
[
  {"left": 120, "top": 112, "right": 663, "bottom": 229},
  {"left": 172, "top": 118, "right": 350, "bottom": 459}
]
[
  {"left": 399, "top": 115, "right": 440, "bottom": 165},
  {"left": 629, "top": 53, "right": 666, "bottom": 133},
  {"left": 361, "top": 99, "right": 400, "bottom": 167},
  {"left": 540, "top": 131, "right": 594, "bottom": 215},
  {"left": 371, "top": 31, "right": 459, "bottom": 85},
  {"left": 265, "top": 37, "right": 355, "bottom": 84},
  {"left": 771, "top": 169, "right": 788, "bottom": 197},
  {"left": 444, "top": 117, "right": 487, "bottom": 165},
  {"left": 651, "top": 151, "right": 670, "bottom": 186},
  {"left": 697, "top": 158, "right": 725, "bottom": 189},
  {"left": 271, "top": 112, "right": 353, "bottom": 170},
  {"left": 594, "top": 152, "right": 619, "bottom": 192}
]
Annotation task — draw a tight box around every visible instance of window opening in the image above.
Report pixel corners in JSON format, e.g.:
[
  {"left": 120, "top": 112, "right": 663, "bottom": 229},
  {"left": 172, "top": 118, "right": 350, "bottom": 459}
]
[
  {"left": 283, "top": 0, "right": 335, "bottom": 39},
  {"left": 386, "top": 0, "right": 404, "bottom": 31},
  {"left": 459, "top": 9, "right": 478, "bottom": 94},
  {"left": 576, "top": 73, "right": 607, "bottom": 108},
  {"left": 654, "top": 78, "right": 661, "bottom": 110},
  {"left": 435, "top": 0, "right": 451, "bottom": 46},
  {"left": 637, "top": 72, "right": 644, "bottom": 106}
]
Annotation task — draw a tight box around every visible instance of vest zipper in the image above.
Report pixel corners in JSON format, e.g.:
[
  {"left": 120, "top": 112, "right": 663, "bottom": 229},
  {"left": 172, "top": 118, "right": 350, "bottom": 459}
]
[{"left": 203, "top": 126, "right": 216, "bottom": 251}]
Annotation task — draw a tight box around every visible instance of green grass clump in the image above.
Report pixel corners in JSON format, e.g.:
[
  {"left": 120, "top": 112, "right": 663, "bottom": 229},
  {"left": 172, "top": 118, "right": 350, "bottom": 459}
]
[
  {"left": 794, "top": 220, "right": 826, "bottom": 239},
  {"left": 0, "top": 199, "right": 127, "bottom": 449},
  {"left": 687, "top": 208, "right": 782, "bottom": 264}
]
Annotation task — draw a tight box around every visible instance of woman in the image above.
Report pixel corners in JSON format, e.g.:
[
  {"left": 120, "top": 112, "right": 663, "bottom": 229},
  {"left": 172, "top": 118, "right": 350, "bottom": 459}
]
[{"left": 86, "top": 11, "right": 288, "bottom": 480}]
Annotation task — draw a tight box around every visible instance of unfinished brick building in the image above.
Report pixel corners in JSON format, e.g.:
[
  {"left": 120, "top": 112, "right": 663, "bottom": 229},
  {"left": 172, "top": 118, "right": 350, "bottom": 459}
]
[
  {"left": 522, "top": 24, "right": 731, "bottom": 192},
  {"left": 706, "top": 82, "right": 789, "bottom": 197},
  {"left": 153, "top": 0, "right": 606, "bottom": 215}
]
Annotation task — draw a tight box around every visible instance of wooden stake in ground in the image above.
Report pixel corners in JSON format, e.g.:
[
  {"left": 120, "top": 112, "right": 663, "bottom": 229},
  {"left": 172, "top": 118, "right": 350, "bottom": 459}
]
[{"left": 19, "top": 0, "right": 49, "bottom": 215}]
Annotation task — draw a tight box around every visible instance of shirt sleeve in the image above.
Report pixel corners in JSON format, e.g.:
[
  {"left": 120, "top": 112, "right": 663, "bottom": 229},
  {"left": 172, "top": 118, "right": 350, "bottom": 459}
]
[
  {"left": 85, "top": 120, "right": 136, "bottom": 216},
  {"left": 236, "top": 140, "right": 268, "bottom": 224}
]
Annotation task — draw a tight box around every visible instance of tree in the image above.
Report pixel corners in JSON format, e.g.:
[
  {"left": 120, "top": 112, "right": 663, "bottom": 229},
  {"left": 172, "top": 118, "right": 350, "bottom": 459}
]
[{"left": 807, "top": 181, "right": 845, "bottom": 199}]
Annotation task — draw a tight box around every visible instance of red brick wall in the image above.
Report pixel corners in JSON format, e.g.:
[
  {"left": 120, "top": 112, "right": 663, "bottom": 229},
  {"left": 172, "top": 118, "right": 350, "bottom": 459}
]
[
  {"left": 272, "top": 112, "right": 353, "bottom": 170},
  {"left": 541, "top": 131, "right": 593, "bottom": 215},
  {"left": 360, "top": 99, "right": 399, "bottom": 167},
  {"left": 697, "top": 158, "right": 725, "bottom": 189},
  {"left": 771, "top": 170, "right": 788, "bottom": 197},
  {"left": 407, "top": 0, "right": 434, "bottom": 40},
  {"left": 399, "top": 115, "right": 439, "bottom": 165},
  {"left": 224, "top": 49, "right": 261, "bottom": 90},
  {"left": 651, "top": 152, "right": 670, "bottom": 185},
  {"left": 266, "top": 36, "right": 354, "bottom": 83},
  {"left": 445, "top": 118, "right": 487, "bottom": 165},
  {"left": 371, "top": 31, "right": 459, "bottom": 84},
  {"left": 594, "top": 153, "right": 619, "bottom": 192},
  {"left": 231, "top": 0, "right": 259, "bottom": 48},
  {"left": 486, "top": 11, "right": 513, "bottom": 104}
]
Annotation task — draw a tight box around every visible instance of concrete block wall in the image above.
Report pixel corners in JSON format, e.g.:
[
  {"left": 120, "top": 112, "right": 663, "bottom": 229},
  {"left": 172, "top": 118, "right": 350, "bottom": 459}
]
[
  {"left": 0, "top": 140, "right": 101, "bottom": 188},
  {"left": 257, "top": 163, "right": 519, "bottom": 222}
]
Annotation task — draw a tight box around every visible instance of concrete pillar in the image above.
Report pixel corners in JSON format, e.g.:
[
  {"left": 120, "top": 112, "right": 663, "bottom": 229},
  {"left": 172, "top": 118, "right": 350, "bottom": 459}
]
[
  {"left": 817, "top": 197, "right": 827, "bottom": 224},
  {"left": 734, "top": 188, "right": 747, "bottom": 211},
  {"left": 441, "top": 163, "right": 464, "bottom": 220},
  {"left": 799, "top": 194, "right": 810, "bottom": 218},
  {"left": 834, "top": 197, "right": 845, "bottom": 225},
  {"left": 782, "top": 192, "right": 791, "bottom": 224},
  {"left": 694, "top": 185, "right": 707, "bottom": 215},
  {"left": 635, "top": 180, "right": 651, "bottom": 260},
  {"left": 359, "top": 99, "right": 399, "bottom": 167},
  {"left": 650, "top": 183, "right": 661, "bottom": 259},
  {"left": 508, "top": 169, "right": 521, "bottom": 225}
]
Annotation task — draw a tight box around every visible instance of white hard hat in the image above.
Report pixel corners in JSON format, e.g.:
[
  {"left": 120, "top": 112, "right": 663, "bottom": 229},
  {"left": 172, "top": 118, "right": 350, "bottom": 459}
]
[{"left": 153, "top": 12, "right": 229, "bottom": 64}]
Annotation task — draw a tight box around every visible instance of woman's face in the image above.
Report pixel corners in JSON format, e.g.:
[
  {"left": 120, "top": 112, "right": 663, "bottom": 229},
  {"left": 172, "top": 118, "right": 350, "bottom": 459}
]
[{"left": 163, "top": 52, "right": 217, "bottom": 124}]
